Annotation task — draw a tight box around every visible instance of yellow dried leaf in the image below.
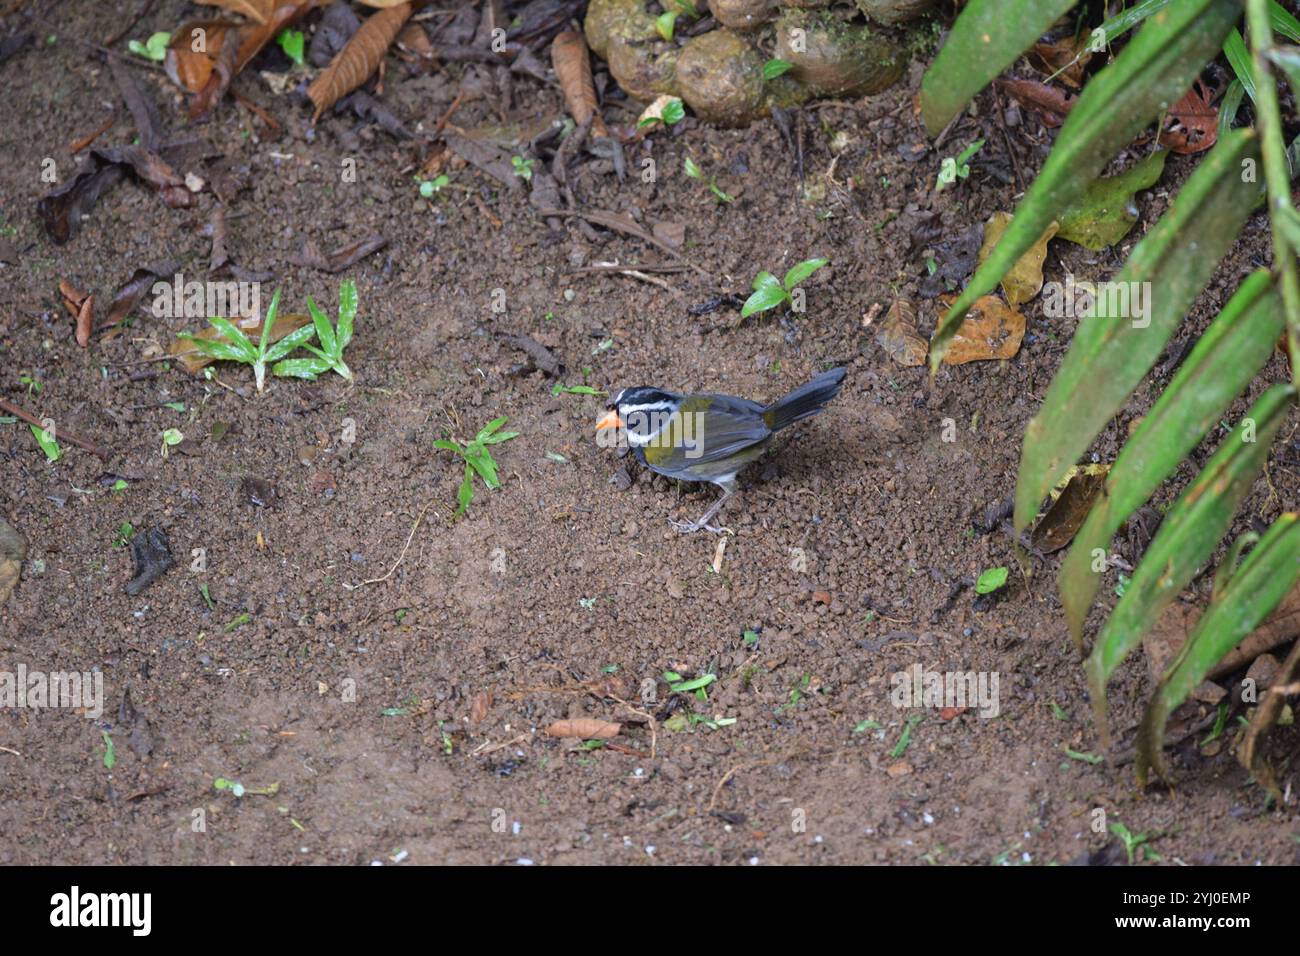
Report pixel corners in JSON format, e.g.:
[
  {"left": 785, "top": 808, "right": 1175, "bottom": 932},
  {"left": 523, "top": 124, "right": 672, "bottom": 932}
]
[
  {"left": 939, "top": 294, "right": 1025, "bottom": 364},
  {"left": 978, "top": 212, "right": 1058, "bottom": 306}
]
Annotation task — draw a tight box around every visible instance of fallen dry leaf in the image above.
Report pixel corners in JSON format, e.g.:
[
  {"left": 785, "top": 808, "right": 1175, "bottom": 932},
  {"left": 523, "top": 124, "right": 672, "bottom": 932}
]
[
  {"left": 939, "top": 706, "right": 967, "bottom": 721},
  {"left": 202, "top": 0, "right": 271, "bottom": 23},
  {"left": 0, "top": 517, "right": 26, "bottom": 609},
  {"left": 995, "top": 77, "right": 1077, "bottom": 127},
  {"left": 1028, "top": 36, "right": 1092, "bottom": 88},
  {"left": 544, "top": 718, "right": 621, "bottom": 739},
  {"left": 1159, "top": 79, "right": 1217, "bottom": 155},
  {"left": 74, "top": 295, "right": 94, "bottom": 348},
  {"left": 875, "top": 298, "right": 928, "bottom": 367},
  {"left": 469, "top": 690, "right": 493, "bottom": 724},
  {"left": 307, "top": 2, "right": 411, "bottom": 121},
  {"left": 978, "top": 213, "right": 1058, "bottom": 306},
  {"left": 938, "top": 294, "right": 1025, "bottom": 364},
  {"left": 288, "top": 234, "right": 388, "bottom": 273},
  {"left": 1030, "top": 463, "right": 1109, "bottom": 553},
  {"left": 551, "top": 29, "right": 607, "bottom": 138},
  {"left": 37, "top": 146, "right": 193, "bottom": 244}
]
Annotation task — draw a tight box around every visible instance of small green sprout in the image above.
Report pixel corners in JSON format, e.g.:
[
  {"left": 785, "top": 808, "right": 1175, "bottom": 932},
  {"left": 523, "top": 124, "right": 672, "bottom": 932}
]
[
  {"left": 889, "top": 714, "right": 923, "bottom": 757},
  {"left": 1109, "top": 821, "right": 1153, "bottom": 864},
  {"left": 418, "top": 174, "right": 450, "bottom": 198},
  {"left": 101, "top": 732, "right": 116, "bottom": 769},
  {"left": 683, "top": 156, "right": 733, "bottom": 203},
  {"left": 654, "top": 0, "right": 697, "bottom": 39},
  {"left": 975, "top": 566, "right": 1008, "bottom": 594},
  {"left": 20, "top": 373, "right": 42, "bottom": 395},
  {"left": 741, "top": 257, "right": 828, "bottom": 317},
  {"left": 275, "top": 28, "right": 305, "bottom": 66},
  {"left": 936, "top": 138, "right": 985, "bottom": 191},
  {"left": 113, "top": 522, "right": 135, "bottom": 548},
  {"left": 30, "top": 423, "right": 60, "bottom": 461},
  {"left": 433, "top": 416, "right": 520, "bottom": 517},
  {"left": 181, "top": 288, "right": 315, "bottom": 393},
  {"left": 637, "top": 96, "right": 685, "bottom": 129},
  {"left": 128, "top": 31, "right": 170, "bottom": 61},
  {"left": 160, "top": 427, "right": 183, "bottom": 458},
  {"left": 273, "top": 279, "right": 357, "bottom": 384},
  {"left": 512, "top": 155, "right": 535, "bottom": 182},
  {"left": 763, "top": 58, "right": 793, "bottom": 80},
  {"left": 112, "top": 479, "right": 129, "bottom": 493},
  {"left": 550, "top": 383, "right": 603, "bottom": 396}
]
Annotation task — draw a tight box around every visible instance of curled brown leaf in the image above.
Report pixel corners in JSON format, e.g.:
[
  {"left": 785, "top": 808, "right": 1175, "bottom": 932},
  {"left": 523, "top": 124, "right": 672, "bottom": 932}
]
[
  {"left": 307, "top": 2, "right": 411, "bottom": 121},
  {"left": 551, "top": 30, "right": 607, "bottom": 138},
  {"left": 544, "top": 718, "right": 621, "bottom": 739}
]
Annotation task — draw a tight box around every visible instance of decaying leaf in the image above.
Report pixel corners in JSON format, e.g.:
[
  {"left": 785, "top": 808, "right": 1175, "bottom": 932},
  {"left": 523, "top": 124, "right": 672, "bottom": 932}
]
[
  {"left": 1159, "top": 79, "right": 1217, "bottom": 155},
  {"left": 288, "top": 234, "right": 388, "bottom": 273},
  {"left": 469, "top": 690, "right": 493, "bottom": 723},
  {"left": 1029, "top": 463, "right": 1109, "bottom": 553},
  {"left": 165, "top": 1, "right": 318, "bottom": 118},
  {"left": 938, "top": 294, "right": 1025, "bottom": 364},
  {"left": 978, "top": 213, "right": 1058, "bottom": 306},
  {"left": 37, "top": 145, "right": 193, "bottom": 244},
  {"left": 1028, "top": 35, "right": 1092, "bottom": 88},
  {"left": 105, "top": 261, "right": 180, "bottom": 333},
  {"left": 307, "top": 2, "right": 411, "bottom": 120},
  {"left": 544, "top": 718, "right": 622, "bottom": 739},
  {"left": 551, "top": 29, "right": 607, "bottom": 138},
  {"left": 995, "top": 77, "right": 1077, "bottom": 127},
  {"left": 169, "top": 311, "right": 312, "bottom": 374},
  {"left": 0, "top": 517, "right": 26, "bottom": 608},
  {"left": 202, "top": 0, "right": 271, "bottom": 23},
  {"left": 1056, "top": 150, "right": 1167, "bottom": 250},
  {"left": 1144, "top": 581, "right": 1300, "bottom": 683},
  {"left": 875, "top": 298, "right": 928, "bottom": 367}
]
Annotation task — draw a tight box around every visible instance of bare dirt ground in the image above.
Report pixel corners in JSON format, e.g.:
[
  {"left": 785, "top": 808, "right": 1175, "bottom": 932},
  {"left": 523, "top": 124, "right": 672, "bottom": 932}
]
[{"left": 2, "top": 0, "right": 1298, "bottom": 866}]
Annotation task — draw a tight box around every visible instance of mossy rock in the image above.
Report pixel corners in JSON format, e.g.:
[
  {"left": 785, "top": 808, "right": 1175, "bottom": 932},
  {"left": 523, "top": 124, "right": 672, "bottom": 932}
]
[
  {"left": 608, "top": 36, "right": 681, "bottom": 101},
  {"left": 584, "top": 0, "right": 659, "bottom": 60},
  {"left": 707, "top": 0, "right": 778, "bottom": 31},
  {"left": 774, "top": 8, "right": 904, "bottom": 97},
  {"left": 854, "top": 0, "right": 938, "bottom": 26},
  {"left": 675, "top": 29, "right": 767, "bottom": 126}
]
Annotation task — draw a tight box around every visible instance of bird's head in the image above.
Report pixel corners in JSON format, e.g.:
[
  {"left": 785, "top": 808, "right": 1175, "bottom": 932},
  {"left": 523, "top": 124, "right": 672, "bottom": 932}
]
[{"left": 596, "top": 387, "right": 680, "bottom": 445}]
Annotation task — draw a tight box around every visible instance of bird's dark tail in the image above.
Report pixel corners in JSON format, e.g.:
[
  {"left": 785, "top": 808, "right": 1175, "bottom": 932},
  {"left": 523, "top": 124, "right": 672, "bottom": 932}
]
[{"left": 763, "top": 367, "right": 847, "bottom": 432}]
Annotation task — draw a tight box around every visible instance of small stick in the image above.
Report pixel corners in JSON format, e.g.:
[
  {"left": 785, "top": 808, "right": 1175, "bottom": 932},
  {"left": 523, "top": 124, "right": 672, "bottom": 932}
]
[
  {"left": 344, "top": 498, "right": 440, "bottom": 590},
  {"left": 0, "top": 397, "right": 115, "bottom": 460},
  {"left": 69, "top": 114, "right": 117, "bottom": 154}
]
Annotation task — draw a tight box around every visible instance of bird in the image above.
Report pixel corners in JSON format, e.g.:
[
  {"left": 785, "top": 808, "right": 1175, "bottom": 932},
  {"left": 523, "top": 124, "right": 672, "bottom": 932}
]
[{"left": 595, "top": 367, "right": 847, "bottom": 533}]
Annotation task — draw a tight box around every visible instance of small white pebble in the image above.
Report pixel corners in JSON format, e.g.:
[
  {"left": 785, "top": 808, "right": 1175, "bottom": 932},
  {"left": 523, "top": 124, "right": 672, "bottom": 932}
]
[
  {"left": 512, "top": 821, "right": 521, "bottom": 836},
  {"left": 516, "top": 858, "right": 535, "bottom": 866}
]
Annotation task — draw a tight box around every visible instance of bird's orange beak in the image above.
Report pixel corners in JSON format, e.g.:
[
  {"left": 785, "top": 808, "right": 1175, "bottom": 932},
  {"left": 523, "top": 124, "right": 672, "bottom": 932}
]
[{"left": 595, "top": 409, "right": 623, "bottom": 431}]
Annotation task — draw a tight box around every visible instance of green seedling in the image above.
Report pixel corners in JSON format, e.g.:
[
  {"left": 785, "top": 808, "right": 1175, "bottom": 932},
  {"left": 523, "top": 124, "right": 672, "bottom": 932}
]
[
  {"left": 741, "top": 257, "right": 828, "bottom": 318},
  {"left": 113, "top": 522, "right": 135, "bottom": 548},
  {"left": 1063, "top": 746, "right": 1103, "bottom": 765},
  {"left": 512, "top": 155, "right": 535, "bottom": 182},
  {"left": 975, "top": 566, "right": 1008, "bottom": 594},
  {"left": 199, "top": 583, "right": 216, "bottom": 611},
  {"left": 763, "top": 57, "right": 793, "bottom": 80},
  {"left": 160, "top": 427, "right": 183, "bottom": 458},
  {"left": 654, "top": 0, "right": 697, "bottom": 40},
  {"left": 683, "top": 156, "right": 733, "bottom": 203},
  {"left": 274, "top": 279, "right": 357, "bottom": 384},
  {"left": 214, "top": 777, "right": 279, "bottom": 798},
  {"left": 551, "top": 383, "right": 603, "bottom": 397},
  {"left": 889, "top": 714, "right": 923, "bottom": 757},
  {"left": 1109, "top": 821, "right": 1154, "bottom": 864},
  {"left": 30, "top": 423, "right": 60, "bottom": 461},
  {"left": 418, "top": 174, "right": 450, "bottom": 198},
  {"left": 181, "top": 288, "right": 314, "bottom": 393},
  {"left": 636, "top": 96, "right": 685, "bottom": 129},
  {"left": 101, "top": 732, "right": 116, "bottom": 769},
  {"left": 433, "top": 416, "right": 520, "bottom": 517},
  {"left": 275, "top": 28, "right": 305, "bottom": 66},
  {"left": 128, "top": 31, "right": 170, "bottom": 61},
  {"left": 112, "top": 479, "right": 129, "bottom": 493},
  {"left": 935, "top": 138, "right": 985, "bottom": 191},
  {"left": 19, "top": 374, "right": 42, "bottom": 395},
  {"left": 853, "top": 718, "right": 882, "bottom": 734}
]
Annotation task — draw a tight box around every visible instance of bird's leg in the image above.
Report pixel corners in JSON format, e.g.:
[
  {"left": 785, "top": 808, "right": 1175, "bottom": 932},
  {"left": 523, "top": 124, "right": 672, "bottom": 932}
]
[{"left": 669, "top": 483, "right": 737, "bottom": 534}]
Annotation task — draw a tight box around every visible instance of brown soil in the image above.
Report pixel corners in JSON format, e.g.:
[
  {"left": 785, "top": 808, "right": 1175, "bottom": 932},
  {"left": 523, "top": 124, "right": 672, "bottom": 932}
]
[{"left": 2, "top": 1, "right": 1298, "bottom": 866}]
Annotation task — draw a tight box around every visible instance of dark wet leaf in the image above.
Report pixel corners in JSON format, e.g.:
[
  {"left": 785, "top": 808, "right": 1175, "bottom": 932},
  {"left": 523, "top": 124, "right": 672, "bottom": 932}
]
[
  {"left": 337, "top": 90, "right": 410, "bottom": 138},
  {"left": 104, "top": 260, "right": 179, "bottom": 331},
  {"left": 36, "top": 146, "right": 192, "bottom": 245},
  {"left": 444, "top": 132, "right": 524, "bottom": 191},
  {"left": 309, "top": 1, "right": 360, "bottom": 67},
  {"left": 241, "top": 476, "right": 277, "bottom": 508},
  {"left": 1030, "top": 464, "right": 1109, "bottom": 553},
  {"left": 125, "top": 526, "right": 174, "bottom": 596},
  {"left": 501, "top": 333, "right": 564, "bottom": 377},
  {"left": 288, "top": 234, "right": 388, "bottom": 273}
]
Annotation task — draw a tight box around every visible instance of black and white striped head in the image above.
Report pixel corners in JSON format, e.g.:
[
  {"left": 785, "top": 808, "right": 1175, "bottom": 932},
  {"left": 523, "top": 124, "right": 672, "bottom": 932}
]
[{"left": 597, "top": 387, "right": 681, "bottom": 445}]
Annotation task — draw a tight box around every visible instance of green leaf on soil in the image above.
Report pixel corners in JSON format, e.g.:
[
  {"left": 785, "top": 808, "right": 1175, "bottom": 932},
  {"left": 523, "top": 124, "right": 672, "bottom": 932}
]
[{"left": 1055, "top": 149, "right": 1167, "bottom": 250}]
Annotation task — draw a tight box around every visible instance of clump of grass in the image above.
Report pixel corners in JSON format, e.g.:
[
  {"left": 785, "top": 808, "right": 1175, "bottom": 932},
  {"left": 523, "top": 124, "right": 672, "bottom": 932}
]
[
  {"left": 274, "top": 279, "right": 357, "bottom": 383},
  {"left": 181, "top": 288, "right": 313, "bottom": 393},
  {"left": 434, "top": 417, "right": 520, "bottom": 516}
]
